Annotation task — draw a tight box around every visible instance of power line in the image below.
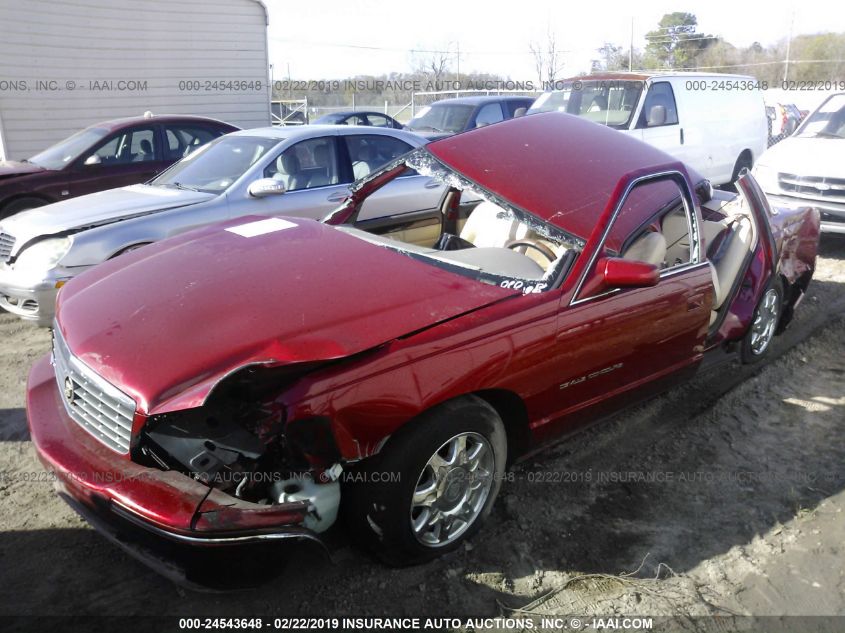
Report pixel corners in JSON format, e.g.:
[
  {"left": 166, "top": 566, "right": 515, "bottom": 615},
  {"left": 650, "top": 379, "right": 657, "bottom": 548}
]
[{"left": 637, "top": 59, "right": 845, "bottom": 72}]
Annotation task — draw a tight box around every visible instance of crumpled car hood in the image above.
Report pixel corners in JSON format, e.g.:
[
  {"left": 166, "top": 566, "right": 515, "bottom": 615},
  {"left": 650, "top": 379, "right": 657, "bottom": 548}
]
[
  {"left": 55, "top": 217, "right": 517, "bottom": 415},
  {"left": 0, "top": 184, "right": 213, "bottom": 254},
  {"left": 0, "top": 160, "right": 45, "bottom": 178}
]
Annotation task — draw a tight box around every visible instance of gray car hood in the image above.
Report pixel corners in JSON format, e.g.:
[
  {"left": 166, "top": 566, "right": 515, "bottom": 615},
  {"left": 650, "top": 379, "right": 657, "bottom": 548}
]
[{"left": 0, "top": 184, "right": 214, "bottom": 255}]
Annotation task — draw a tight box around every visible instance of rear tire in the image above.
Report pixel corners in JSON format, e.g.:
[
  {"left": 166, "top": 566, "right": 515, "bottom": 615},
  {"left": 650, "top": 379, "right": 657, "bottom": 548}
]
[
  {"left": 1, "top": 196, "right": 48, "bottom": 219},
  {"left": 740, "top": 278, "right": 783, "bottom": 364},
  {"left": 342, "top": 396, "right": 507, "bottom": 566}
]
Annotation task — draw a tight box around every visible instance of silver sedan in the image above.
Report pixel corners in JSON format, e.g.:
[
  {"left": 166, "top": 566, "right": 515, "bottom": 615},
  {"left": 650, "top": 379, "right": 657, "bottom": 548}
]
[{"left": 0, "top": 125, "right": 445, "bottom": 326}]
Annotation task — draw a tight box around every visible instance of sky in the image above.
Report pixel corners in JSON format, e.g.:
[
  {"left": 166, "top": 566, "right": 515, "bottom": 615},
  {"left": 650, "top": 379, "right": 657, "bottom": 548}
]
[{"left": 264, "top": 0, "right": 845, "bottom": 81}]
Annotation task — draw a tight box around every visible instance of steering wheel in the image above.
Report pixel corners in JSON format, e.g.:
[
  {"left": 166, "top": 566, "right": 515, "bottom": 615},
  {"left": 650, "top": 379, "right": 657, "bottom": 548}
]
[{"left": 505, "top": 239, "right": 557, "bottom": 263}]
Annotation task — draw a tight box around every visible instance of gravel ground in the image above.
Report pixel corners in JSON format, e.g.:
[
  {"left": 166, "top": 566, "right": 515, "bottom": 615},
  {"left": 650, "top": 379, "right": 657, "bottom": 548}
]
[{"left": 0, "top": 235, "right": 844, "bottom": 631}]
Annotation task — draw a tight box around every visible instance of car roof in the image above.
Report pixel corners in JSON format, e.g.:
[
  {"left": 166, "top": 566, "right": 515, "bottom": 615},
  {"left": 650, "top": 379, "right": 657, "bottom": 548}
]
[
  {"left": 426, "top": 112, "right": 703, "bottom": 244},
  {"left": 90, "top": 114, "right": 236, "bottom": 132},
  {"left": 431, "top": 95, "right": 534, "bottom": 106},
  {"left": 228, "top": 125, "right": 422, "bottom": 143}
]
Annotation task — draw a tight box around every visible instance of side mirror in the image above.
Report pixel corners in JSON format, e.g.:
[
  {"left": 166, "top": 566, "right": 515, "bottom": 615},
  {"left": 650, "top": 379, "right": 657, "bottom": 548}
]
[
  {"left": 83, "top": 155, "right": 101, "bottom": 166},
  {"left": 599, "top": 257, "right": 659, "bottom": 288},
  {"left": 248, "top": 178, "right": 286, "bottom": 198},
  {"left": 647, "top": 104, "right": 666, "bottom": 127}
]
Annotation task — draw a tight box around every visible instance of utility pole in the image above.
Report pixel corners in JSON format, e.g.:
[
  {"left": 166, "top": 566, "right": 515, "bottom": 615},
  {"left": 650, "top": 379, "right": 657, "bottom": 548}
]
[
  {"left": 456, "top": 41, "right": 461, "bottom": 89},
  {"left": 783, "top": 11, "right": 795, "bottom": 82},
  {"left": 629, "top": 17, "right": 634, "bottom": 71}
]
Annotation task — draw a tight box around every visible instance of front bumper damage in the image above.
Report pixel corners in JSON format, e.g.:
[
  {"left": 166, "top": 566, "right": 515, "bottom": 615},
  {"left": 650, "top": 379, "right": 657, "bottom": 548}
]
[{"left": 26, "top": 355, "right": 330, "bottom": 587}]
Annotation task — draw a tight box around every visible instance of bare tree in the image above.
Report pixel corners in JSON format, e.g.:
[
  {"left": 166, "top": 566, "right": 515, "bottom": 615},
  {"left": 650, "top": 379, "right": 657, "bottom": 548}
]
[
  {"left": 410, "top": 47, "right": 452, "bottom": 86},
  {"left": 530, "top": 30, "right": 566, "bottom": 87}
]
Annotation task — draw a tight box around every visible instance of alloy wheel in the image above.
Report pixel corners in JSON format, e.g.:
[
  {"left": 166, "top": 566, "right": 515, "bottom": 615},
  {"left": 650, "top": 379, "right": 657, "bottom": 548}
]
[
  {"left": 410, "top": 432, "right": 495, "bottom": 547},
  {"left": 750, "top": 288, "right": 779, "bottom": 355}
]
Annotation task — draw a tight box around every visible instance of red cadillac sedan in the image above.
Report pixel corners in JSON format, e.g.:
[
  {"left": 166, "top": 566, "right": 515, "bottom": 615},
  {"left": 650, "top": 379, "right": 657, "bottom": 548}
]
[{"left": 26, "top": 113, "right": 819, "bottom": 582}]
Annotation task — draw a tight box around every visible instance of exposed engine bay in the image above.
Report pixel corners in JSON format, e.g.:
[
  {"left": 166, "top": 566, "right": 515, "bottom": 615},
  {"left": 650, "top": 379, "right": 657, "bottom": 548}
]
[{"left": 136, "top": 369, "right": 343, "bottom": 533}]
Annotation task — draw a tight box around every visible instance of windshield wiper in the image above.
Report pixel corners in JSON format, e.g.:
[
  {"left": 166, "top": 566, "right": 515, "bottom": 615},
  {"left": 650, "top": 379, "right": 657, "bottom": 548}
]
[
  {"left": 164, "top": 181, "right": 202, "bottom": 192},
  {"left": 413, "top": 125, "right": 447, "bottom": 133}
]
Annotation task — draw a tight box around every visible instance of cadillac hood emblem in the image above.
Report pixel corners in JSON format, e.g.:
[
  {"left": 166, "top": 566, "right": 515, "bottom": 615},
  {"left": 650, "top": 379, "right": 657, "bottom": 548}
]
[{"left": 63, "top": 377, "right": 75, "bottom": 404}]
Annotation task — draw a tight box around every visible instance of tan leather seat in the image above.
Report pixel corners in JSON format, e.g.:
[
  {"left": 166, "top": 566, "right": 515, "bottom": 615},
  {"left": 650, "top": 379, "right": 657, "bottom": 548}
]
[
  {"left": 663, "top": 216, "right": 728, "bottom": 266},
  {"left": 460, "top": 201, "right": 531, "bottom": 247},
  {"left": 708, "top": 217, "right": 754, "bottom": 324},
  {"left": 662, "top": 213, "right": 689, "bottom": 265},
  {"left": 460, "top": 201, "right": 563, "bottom": 270},
  {"left": 701, "top": 219, "right": 727, "bottom": 246},
  {"left": 352, "top": 144, "right": 376, "bottom": 180},
  {"left": 622, "top": 231, "right": 667, "bottom": 267}
]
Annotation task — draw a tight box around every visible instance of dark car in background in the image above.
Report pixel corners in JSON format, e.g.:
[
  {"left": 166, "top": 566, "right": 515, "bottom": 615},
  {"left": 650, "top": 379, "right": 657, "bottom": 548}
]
[
  {"left": 312, "top": 110, "right": 403, "bottom": 128},
  {"left": 0, "top": 114, "right": 238, "bottom": 219},
  {"left": 767, "top": 102, "right": 803, "bottom": 145},
  {"left": 405, "top": 95, "right": 534, "bottom": 140}
]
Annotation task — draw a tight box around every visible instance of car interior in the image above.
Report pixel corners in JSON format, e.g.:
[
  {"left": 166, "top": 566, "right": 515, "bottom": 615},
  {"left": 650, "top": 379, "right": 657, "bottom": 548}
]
[
  {"left": 343, "top": 163, "right": 757, "bottom": 310},
  {"left": 266, "top": 139, "right": 339, "bottom": 191},
  {"left": 619, "top": 188, "right": 757, "bottom": 325},
  {"left": 344, "top": 188, "right": 575, "bottom": 285}
]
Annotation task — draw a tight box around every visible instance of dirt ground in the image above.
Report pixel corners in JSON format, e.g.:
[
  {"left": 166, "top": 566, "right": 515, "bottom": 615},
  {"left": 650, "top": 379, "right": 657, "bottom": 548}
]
[{"left": 1, "top": 235, "right": 844, "bottom": 631}]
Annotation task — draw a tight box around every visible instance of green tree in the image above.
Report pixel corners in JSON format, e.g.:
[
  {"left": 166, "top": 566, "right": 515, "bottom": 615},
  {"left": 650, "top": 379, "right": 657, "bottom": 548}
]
[{"left": 643, "top": 12, "right": 714, "bottom": 69}]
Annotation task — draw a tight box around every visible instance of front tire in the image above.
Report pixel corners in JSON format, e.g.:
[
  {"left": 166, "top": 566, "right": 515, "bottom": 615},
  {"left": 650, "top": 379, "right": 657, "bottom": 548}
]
[
  {"left": 740, "top": 278, "right": 783, "bottom": 364},
  {"left": 343, "top": 396, "right": 507, "bottom": 565}
]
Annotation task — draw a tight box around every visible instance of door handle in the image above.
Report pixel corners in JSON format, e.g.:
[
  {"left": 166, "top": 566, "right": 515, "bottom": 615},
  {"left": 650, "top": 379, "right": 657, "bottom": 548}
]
[
  {"left": 687, "top": 293, "right": 705, "bottom": 311},
  {"left": 680, "top": 128, "right": 685, "bottom": 145},
  {"left": 424, "top": 179, "right": 441, "bottom": 189},
  {"left": 326, "top": 192, "right": 347, "bottom": 202}
]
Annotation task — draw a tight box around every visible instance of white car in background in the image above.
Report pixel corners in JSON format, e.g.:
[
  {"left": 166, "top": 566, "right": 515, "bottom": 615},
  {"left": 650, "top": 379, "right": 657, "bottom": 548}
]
[
  {"left": 0, "top": 125, "right": 444, "bottom": 325},
  {"left": 529, "top": 72, "right": 768, "bottom": 186},
  {"left": 753, "top": 93, "right": 845, "bottom": 234}
]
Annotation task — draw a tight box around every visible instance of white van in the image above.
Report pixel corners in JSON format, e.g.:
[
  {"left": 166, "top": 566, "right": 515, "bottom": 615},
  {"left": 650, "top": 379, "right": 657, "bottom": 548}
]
[{"left": 528, "top": 72, "right": 768, "bottom": 186}]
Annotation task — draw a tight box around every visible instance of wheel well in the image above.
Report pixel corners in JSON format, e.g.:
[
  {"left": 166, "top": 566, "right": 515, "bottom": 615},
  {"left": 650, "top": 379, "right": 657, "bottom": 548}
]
[
  {"left": 473, "top": 389, "right": 531, "bottom": 464},
  {"left": 109, "top": 242, "right": 152, "bottom": 259},
  {"left": 0, "top": 193, "right": 54, "bottom": 216},
  {"left": 777, "top": 270, "right": 812, "bottom": 333},
  {"left": 738, "top": 149, "right": 753, "bottom": 168},
  {"left": 368, "top": 390, "right": 532, "bottom": 466}
]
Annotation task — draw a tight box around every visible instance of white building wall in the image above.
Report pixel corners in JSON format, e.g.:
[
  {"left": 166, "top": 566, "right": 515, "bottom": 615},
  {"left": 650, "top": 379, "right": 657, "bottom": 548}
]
[{"left": 0, "top": 0, "right": 270, "bottom": 160}]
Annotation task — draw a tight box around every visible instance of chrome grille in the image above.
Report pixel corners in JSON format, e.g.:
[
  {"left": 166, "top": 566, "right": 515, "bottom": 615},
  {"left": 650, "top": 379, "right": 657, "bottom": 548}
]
[
  {"left": 0, "top": 232, "right": 14, "bottom": 262},
  {"left": 52, "top": 326, "right": 136, "bottom": 454},
  {"left": 778, "top": 173, "right": 845, "bottom": 203}
]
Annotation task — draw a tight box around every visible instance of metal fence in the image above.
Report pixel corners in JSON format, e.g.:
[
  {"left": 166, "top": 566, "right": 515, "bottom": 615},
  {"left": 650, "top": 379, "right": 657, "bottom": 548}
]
[{"left": 271, "top": 99, "right": 308, "bottom": 126}]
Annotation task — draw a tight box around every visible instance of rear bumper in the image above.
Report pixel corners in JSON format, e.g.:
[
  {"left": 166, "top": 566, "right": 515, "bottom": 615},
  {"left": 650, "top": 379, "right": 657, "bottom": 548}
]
[
  {"left": 26, "top": 354, "right": 322, "bottom": 579},
  {"left": 765, "top": 193, "right": 845, "bottom": 234}
]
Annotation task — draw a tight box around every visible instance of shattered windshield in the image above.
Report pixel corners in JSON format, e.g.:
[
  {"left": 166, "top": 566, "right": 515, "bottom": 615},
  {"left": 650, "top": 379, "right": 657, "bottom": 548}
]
[
  {"left": 529, "top": 80, "right": 644, "bottom": 129},
  {"left": 330, "top": 148, "right": 582, "bottom": 293}
]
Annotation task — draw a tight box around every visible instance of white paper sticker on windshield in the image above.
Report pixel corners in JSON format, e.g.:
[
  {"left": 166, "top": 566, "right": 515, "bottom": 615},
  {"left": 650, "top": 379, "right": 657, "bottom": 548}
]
[{"left": 226, "top": 217, "right": 297, "bottom": 238}]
